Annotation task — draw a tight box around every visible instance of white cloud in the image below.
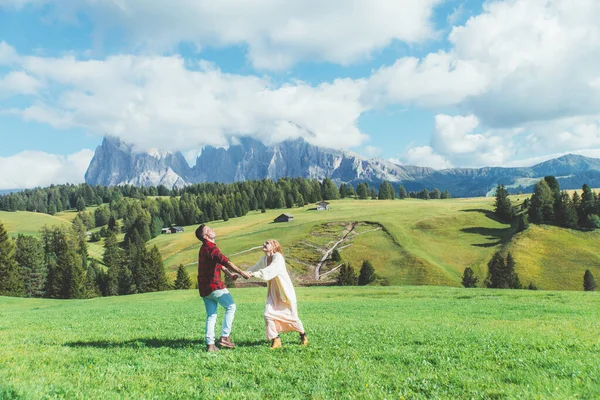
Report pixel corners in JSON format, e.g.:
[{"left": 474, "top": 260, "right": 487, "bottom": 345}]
[
  {"left": 430, "top": 114, "right": 514, "bottom": 167},
  {"left": 396, "top": 114, "right": 515, "bottom": 169},
  {"left": 520, "top": 115, "right": 600, "bottom": 154},
  {"left": 361, "top": 0, "right": 600, "bottom": 166},
  {"left": 432, "top": 114, "right": 481, "bottom": 154},
  {"left": 0, "top": 41, "right": 20, "bottom": 65},
  {"left": 364, "top": 146, "right": 382, "bottom": 157},
  {"left": 0, "top": 71, "right": 42, "bottom": 97},
  {"left": 12, "top": 0, "right": 440, "bottom": 70},
  {"left": 4, "top": 51, "right": 368, "bottom": 152},
  {"left": 452, "top": 0, "right": 600, "bottom": 128},
  {"left": 403, "top": 146, "right": 453, "bottom": 169},
  {"left": 0, "top": 149, "right": 94, "bottom": 189},
  {"left": 363, "top": 52, "right": 490, "bottom": 108},
  {"left": 447, "top": 4, "right": 466, "bottom": 25},
  {"left": 365, "top": 0, "right": 600, "bottom": 128}
]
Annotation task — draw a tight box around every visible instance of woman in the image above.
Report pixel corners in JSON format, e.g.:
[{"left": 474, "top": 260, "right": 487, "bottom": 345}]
[{"left": 246, "top": 239, "right": 308, "bottom": 349}]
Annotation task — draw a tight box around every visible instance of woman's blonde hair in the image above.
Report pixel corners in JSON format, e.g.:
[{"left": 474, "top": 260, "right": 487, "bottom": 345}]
[{"left": 266, "top": 239, "right": 283, "bottom": 255}]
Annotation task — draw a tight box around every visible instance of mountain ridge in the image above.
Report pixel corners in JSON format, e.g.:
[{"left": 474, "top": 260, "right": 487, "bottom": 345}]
[{"left": 84, "top": 136, "right": 600, "bottom": 197}]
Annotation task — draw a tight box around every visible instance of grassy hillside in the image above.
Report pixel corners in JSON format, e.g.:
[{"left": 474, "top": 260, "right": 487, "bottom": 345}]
[
  {"left": 53, "top": 206, "right": 100, "bottom": 223},
  {"left": 3, "top": 196, "right": 599, "bottom": 290},
  {"left": 148, "top": 197, "right": 511, "bottom": 287},
  {"left": 1, "top": 287, "right": 599, "bottom": 398},
  {"left": 507, "top": 224, "right": 600, "bottom": 290},
  {"left": 0, "top": 210, "right": 72, "bottom": 238}
]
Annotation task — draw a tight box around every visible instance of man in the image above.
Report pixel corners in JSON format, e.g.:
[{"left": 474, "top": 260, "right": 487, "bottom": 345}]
[{"left": 196, "top": 224, "right": 250, "bottom": 352}]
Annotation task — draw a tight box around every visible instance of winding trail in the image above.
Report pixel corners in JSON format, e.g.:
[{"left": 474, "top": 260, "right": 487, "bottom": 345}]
[{"left": 314, "top": 222, "right": 357, "bottom": 280}]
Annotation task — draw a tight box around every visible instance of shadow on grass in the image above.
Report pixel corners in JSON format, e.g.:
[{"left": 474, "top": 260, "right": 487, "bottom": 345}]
[
  {"left": 460, "top": 209, "right": 512, "bottom": 247},
  {"left": 461, "top": 227, "right": 507, "bottom": 247},
  {"left": 65, "top": 338, "right": 266, "bottom": 349},
  {"left": 460, "top": 208, "right": 506, "bottom": 224}
]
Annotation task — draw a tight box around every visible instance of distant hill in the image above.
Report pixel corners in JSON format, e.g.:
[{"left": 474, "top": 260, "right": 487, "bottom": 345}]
[{"left": 85, "top": 135, "right": 600, "bottom": 197}]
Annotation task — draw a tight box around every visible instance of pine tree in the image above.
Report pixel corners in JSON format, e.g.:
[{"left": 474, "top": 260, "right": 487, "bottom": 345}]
[
  {"left": 118, "top": 263, "right": 135, "bottom": 295},
  {"left": 321, "top": 178, "right": 340, "bottom": 200},
  {"left": 377, "top": 182, "right": 395, "bottom": 200},
  {"left": 370, "top": 188, "right": 377, "bottom": 199},
  {"left": 462, "top": 267, "right": 478, "bottom": 288},
  {"left": 331, "top": 249, "right": 341, "bottom": 263},
  {"left": 358, "top": 260, "right": 376, "bottom": 286},
  {"left": 356, "top": 183, "right": 368, "bottom": 200},
  {"left": 486, "top": 252, "right": 521, "bottom": 289},
  {"left": 0, "top": 222, "right": 24, "bottom": 296},
  {"left": 440, "top": 190, "right": 451, "bottom": 199},
  {"left": 398, "top": 185, "right": 407, "bottom": 199},
  {"left": 580, "top": 184, "right": 597, "bottom": 227},
  {"left": 15, "top": 234, "right": 46, "bottom": 297},
  {"left": 40, "top": 226, "right": 86, "bottom": 299},
  {"left": 85, "top": 259, "right": 102, "bottom": 298},
  {"left": 556, "top": 191, "right": 578, "bottom": 229},
  {"left": 485, "top": 252, "right": 507, "bottom": 288},
  {"left": 173, "top": 264, "right": 192, "bottom": 290},
  {"left": 505, "top": 252, "right": 521, "bottom": 289},
  {"left": 94, "top": 205, "right": 111, "bottom": 227},
  {"left": 76, "top": 196, "right": 86, "bottom": 212},
  {"left": 103, "top": 230, "right": 122, "bottom": 296},
  {"left": 293, "top": 190, "right": 304, "bottom": 208},
  {"left": 146, "top": 246, "right": 169, "bottom": 292},
  {"left": 150, "top": 216, "right": 164, "bottom": 238},
  {"left": 345, "top": 184, "right": 355, "bottom": 198},
  {"left": 517, "top": 213, "right": 530, "bottom": 233},
  {"left": 339, "top": 183, "right": 347, "bottom": 199},
  {"left": 124, "top": 229, "right": 145, "bottom": 294},
  {"left": 337, "top": 263, "right": 357, "bottom": 286},
  {"left": 430, "top": 188, "right": 441, "bottom": 199},
  {"left": 71, "top": 215, "right": 89, "bottom": 273},
  {"left": 494, "top": 184, "right": 513, "bottom": 221},
  {"left": 583, "top": 270, "right": 597, "bottom": 291},
  {"left": 528, "top": 180, "right": 555, "bottom": 223}
]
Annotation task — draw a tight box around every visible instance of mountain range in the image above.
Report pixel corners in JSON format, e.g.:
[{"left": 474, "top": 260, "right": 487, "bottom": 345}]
[{"left": 85, "top": 136, "right": 600, "bottom": 197}]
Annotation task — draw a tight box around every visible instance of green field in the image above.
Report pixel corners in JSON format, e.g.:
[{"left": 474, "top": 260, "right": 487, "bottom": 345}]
[
  {"left": 1, "top": 287, "right": 599, "bottom": 398},
  {"left": 151, "top": 198, "right": 513, "bottom": 287},
  {"left": 146, "top": 197, "right": 599, "bottom": 290},
  {"left": 3, "top": 197, "right": 600, "bottom": 290},
  {"left": 0, "top": 210, "right": 72, "bottom": 238},
  {"left": 54, "top": 206, "right": 100, "bottom": 223}
]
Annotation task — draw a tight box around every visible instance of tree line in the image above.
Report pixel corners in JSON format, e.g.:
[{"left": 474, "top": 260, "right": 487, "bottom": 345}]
[
  {"left": 1, "top": 178, "right": 451, "bottom": 231},
  {"left": 0, "top": 220, "right": 169, "bottom": 298},
  {"left": 494, "top": 177, "right": 600, "bottom": 230},
  {"left": 0, "top": 177, "right": 452, "bottom": 298}
]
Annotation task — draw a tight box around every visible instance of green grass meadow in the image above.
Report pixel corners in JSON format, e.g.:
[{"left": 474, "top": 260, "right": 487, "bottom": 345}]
[
  {"left": 0, "top": 211, "right": 72, "bottom": 238},
  {"left": 3, "top": 196, "right": 600, "bottom": 290},
  {"left": 2, "top": 287, "right": 599, "bottom": 398},
  {"left": 151, "top": 197, "right": 514, "bottom": 287},
  {"left": 145, "top": 197, "right": 600, "bottom": 291}
]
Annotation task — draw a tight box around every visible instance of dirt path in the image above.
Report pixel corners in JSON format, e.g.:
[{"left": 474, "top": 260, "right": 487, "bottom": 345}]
[{"left": 314, "top": 222, "right": 358, "bottom": 280}]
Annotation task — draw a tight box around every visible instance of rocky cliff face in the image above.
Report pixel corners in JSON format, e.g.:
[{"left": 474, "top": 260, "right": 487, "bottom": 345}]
[
  {"left": 85, "top": 136, "right": 600, "bottom": 197},
  {"left": 85, "top": 136, "right": 190, "bottom": 188}
]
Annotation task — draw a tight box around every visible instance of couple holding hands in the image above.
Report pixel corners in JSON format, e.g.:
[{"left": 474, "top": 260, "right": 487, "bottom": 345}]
[{"left": 195, "top": 224, "right": 308, "bottom": 352}]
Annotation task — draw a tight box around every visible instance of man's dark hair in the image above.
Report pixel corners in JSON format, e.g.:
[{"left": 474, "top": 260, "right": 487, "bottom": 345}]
[{"left": 195, "top": 224, "right": 206, "bottom": 241}]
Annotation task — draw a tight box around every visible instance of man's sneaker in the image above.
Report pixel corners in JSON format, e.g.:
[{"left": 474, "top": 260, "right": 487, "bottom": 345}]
[
  {"left": 219, "top": 336, "right": 235, "bottom": 349},
  {"left": 206, "top": 344, "right": 219, "bottom": 353},
  {"left": 300, "top": 333, "right": 308, "bottom": 346},
  {"left": 270, "top": 337, "right": 282, "bottom": 349}
]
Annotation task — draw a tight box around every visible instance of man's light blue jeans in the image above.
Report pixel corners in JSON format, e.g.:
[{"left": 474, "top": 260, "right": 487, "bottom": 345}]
[{"left": 202, "top": 289, "right": 236, "bottom": 345}]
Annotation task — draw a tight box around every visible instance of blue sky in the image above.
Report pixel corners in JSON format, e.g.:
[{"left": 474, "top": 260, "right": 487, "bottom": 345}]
[{"left": 1, "top": 0, "right": 600, "bottom": 189}]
